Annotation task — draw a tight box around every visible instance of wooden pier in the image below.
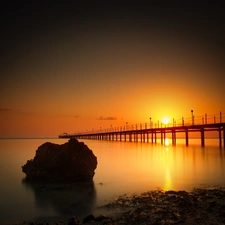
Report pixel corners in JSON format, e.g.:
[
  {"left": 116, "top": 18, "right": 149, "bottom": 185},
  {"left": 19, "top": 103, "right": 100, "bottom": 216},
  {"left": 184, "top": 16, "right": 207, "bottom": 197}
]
[{"left": 59, "top": 112, "right": 225, "bottom": 147}]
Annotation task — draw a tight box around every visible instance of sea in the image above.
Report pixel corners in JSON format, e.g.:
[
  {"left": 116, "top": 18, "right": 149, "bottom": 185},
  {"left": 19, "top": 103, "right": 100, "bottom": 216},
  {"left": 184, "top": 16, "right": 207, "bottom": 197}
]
[{"left": 0, "top": 138, "right": 225, "bottom": 224}]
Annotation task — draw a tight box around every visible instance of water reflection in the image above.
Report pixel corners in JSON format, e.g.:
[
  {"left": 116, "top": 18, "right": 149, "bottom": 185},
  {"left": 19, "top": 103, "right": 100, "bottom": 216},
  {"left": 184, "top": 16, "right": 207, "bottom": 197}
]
[
  {"left": 164, "top": 138, "right": 170, "bottom": 147},
  {"left": 164, "top": 167, "right": 172, "bottom": 191},
  {"left": 22, "top": 179, "right": 96, "bottom": 218},
  {"left": 1, "top": 139, "right": 225, "bottom": 225}
]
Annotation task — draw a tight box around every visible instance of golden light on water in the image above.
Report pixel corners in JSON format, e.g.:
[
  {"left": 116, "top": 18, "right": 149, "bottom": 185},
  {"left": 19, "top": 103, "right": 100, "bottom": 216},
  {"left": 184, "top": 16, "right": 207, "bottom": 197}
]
[
  {"left": 164, "top": 167, "right": 172, "bottom": 191},
  {"left": 165, "top": 138, "right": 170, "bottom": 147}
]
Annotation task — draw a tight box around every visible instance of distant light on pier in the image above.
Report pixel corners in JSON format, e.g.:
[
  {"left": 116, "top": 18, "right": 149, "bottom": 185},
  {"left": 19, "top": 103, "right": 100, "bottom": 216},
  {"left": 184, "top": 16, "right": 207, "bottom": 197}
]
[{"left": 59, "top": 111, "right": 225, "bottom": 148}]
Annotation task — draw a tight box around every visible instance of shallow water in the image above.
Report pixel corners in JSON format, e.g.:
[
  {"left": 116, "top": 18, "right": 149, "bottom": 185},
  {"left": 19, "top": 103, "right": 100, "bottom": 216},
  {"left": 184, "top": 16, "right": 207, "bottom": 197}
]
[{"left": 0, "top": 138, "right": 225, "bottom": 224}]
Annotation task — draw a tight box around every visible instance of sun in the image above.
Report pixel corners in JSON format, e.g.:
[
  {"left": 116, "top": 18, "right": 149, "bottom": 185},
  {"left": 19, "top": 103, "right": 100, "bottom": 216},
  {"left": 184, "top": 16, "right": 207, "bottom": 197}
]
[{"left": 162, "top": 117, "right": 170, "bottom": 125}]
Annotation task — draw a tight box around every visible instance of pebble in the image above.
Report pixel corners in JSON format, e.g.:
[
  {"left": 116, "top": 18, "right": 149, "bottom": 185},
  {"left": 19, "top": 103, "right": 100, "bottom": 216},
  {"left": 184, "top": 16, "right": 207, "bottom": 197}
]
[{"left": 8, "top": 187, "right": 225, "bottom": 225}]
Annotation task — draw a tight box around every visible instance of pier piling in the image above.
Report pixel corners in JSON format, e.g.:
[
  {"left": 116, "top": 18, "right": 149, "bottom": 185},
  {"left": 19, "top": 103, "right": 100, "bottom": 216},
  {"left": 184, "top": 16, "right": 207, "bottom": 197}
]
[{"left": 59, "top": 112, "right": 225, "bottom": 148}]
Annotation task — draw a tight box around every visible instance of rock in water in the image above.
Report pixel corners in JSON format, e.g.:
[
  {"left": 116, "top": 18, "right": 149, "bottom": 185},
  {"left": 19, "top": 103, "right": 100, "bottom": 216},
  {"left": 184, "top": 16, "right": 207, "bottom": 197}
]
[{"left": 22, "top": 138, "right": 97, "bottom": 181}]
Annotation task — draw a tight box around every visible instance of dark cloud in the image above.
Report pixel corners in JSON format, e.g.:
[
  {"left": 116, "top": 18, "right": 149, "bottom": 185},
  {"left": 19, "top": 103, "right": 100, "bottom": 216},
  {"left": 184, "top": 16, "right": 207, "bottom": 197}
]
[
  {"left": 19, "top": 111, "right": 34, "bottom": 116},
  {"left": 0, "top": 108, "right": 12, "bottom": 112},
  {"left": 97, "top": 116, "right": 117, "bottom": 120},
  {"left": 0, "top": 108, "right": 33, "bottom": 116}
]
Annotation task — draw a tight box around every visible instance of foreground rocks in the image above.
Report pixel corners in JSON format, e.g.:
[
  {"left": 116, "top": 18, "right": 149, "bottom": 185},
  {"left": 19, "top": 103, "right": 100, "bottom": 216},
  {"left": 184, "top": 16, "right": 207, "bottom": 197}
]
[
  {"left": 100, "top": 187, "right": 225, "bottom": 224},
  {"left": 11, "top": 187, "right": 225, "bottom": 225},
  {"left": 22, "top": 138, "right": 97, "bottom": 181}
]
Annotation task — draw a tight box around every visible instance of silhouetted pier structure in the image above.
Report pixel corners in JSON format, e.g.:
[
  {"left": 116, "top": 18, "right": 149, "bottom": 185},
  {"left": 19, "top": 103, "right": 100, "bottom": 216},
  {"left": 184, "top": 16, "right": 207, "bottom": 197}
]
[{"left": 59, "top": 112, "right": 225, "bottom": 147}]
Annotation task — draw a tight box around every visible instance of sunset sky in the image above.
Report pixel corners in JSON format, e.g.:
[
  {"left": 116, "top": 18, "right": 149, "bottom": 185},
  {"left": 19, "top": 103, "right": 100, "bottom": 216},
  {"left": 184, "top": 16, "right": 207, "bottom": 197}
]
[{"left": 1, "top": 2, "right": 225, "bottom": 138}]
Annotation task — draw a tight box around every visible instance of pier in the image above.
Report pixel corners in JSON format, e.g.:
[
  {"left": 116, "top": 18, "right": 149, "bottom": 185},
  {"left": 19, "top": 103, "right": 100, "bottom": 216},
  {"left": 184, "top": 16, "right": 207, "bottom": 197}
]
[{"left": 59, "top": 112, "right": 225, "bottom": 147}]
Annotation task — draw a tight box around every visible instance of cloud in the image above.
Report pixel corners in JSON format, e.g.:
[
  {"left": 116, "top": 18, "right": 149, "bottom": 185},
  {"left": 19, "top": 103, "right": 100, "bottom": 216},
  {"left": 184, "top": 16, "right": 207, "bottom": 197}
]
[
  {"left": 0, "top": 108, "right": 12, "bottom": 112},
  {"left": 20, "top": 111, "right": 34, "bottom": 116},
  {"left": 0, "top": 108, "right": 34, "bottom": 116},
  {"left": 97, "top": 116, "right": 117, "bottom": 120}
]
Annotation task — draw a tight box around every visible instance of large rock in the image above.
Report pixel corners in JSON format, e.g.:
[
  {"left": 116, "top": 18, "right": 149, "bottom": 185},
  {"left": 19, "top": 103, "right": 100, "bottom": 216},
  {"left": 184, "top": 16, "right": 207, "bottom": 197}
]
[{"left": 22, "top": 138, "right": 97, "bottom": 181}]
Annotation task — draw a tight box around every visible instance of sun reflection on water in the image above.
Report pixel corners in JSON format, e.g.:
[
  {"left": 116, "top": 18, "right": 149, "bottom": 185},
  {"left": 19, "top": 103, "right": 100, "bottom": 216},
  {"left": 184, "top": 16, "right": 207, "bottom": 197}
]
[
  {"left": 164, "top": 167, "right": 172, "bottom": 191},
  {"left": 165, "top": 138, "right": 170, "bottom": 147}
]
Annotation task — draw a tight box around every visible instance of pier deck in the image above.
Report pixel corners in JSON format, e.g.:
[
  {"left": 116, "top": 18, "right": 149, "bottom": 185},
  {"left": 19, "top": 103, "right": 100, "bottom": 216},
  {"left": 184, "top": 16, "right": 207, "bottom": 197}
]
[{"left": 59, "top": 120, "right": 225, "bottom": 148}]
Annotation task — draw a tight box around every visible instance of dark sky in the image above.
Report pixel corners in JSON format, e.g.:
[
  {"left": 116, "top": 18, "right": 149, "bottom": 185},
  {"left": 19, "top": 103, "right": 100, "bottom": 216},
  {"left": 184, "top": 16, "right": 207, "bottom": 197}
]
[{"left": 1, "top": 1, "right": 225, "bottom": 69}]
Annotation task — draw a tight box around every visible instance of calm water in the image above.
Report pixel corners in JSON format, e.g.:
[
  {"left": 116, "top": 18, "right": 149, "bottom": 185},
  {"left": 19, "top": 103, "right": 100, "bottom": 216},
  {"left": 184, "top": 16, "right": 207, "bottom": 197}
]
[{"left": 0, "top": 138, "right": 225, "bottom": 224}]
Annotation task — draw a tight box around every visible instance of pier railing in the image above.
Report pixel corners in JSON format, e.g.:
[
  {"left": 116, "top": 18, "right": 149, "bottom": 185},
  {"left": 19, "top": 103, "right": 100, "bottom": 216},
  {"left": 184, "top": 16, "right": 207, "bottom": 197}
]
[{"left": 61, "top": 112, "right": 225, "bottom": 136}]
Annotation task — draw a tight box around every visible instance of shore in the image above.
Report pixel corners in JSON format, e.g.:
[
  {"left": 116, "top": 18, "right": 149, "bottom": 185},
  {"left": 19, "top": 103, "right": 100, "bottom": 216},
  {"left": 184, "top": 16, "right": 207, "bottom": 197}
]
[{"left": 10, "top": 187, "right": 225, "bottom": 225}]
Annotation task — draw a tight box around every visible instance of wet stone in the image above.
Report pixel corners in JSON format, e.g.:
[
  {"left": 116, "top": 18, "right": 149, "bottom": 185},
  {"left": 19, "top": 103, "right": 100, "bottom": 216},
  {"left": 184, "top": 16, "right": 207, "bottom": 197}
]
[
  {"left": 95, "top": 215, "right": 110, "bottom": 222},
  {"left": 82, "top": 214, "right": 95, "bottom": 223},
  {"left": 68, "top": 216, "right": 81, "bottom": 225}
]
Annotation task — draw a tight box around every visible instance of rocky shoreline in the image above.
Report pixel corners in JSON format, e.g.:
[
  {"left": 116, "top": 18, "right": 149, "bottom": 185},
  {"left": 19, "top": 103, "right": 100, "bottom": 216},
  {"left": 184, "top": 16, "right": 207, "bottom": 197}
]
[{"left": 9, "top": 187, "right": 225, "bottom": 225}]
